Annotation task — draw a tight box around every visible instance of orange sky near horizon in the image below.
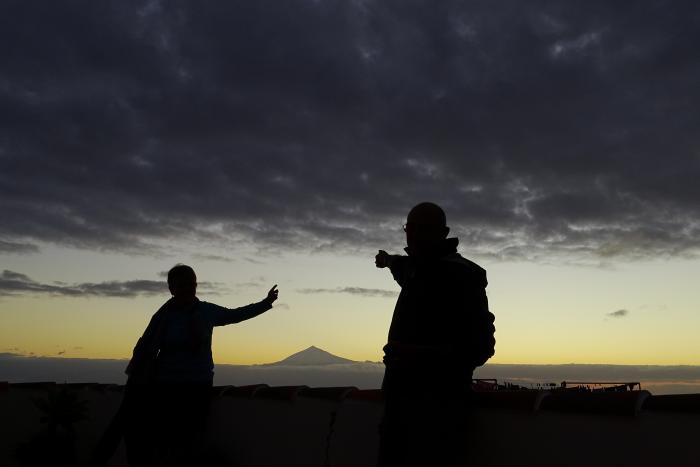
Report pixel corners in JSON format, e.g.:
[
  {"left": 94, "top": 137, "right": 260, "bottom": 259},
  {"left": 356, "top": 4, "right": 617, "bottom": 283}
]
[{"left": 2, "top": 245, "right": 699, "bottom": 367}]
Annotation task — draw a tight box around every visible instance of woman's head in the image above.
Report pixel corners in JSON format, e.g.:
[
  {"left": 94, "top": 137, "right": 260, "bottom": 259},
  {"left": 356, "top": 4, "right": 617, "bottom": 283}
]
[{"left": 167, "top": 264, "right": 197, "bottom": 300}]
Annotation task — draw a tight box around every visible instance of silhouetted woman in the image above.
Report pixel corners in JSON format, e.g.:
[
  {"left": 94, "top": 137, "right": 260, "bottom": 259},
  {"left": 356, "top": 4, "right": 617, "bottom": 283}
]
[{"left": 91, "top": 264, "right": 278, "bottom": 467}]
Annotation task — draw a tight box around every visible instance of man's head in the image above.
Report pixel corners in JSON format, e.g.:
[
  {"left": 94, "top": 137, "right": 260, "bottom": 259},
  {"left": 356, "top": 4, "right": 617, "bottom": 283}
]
[
  {"left": 167, "top": 264, "right": 197, "bottom": 300},
  {"left": 404, "top": 202, "right": 450, "bottom": 255}
]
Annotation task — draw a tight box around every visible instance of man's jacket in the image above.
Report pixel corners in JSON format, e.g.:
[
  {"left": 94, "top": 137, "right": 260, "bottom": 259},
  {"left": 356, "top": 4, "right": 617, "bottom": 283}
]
[{"left": 383, "top": 238, "right": 495, "bottom": 388}]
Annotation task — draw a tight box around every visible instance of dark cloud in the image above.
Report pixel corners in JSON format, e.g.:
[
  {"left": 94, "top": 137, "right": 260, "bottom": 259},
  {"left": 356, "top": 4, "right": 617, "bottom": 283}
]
[
  {"left": 1, "top": 0, "right": 700, "bottom": 261},
  {"left": 0, "top": 240, "right": 39, "bottom": 254},
  {"left": 298, "top": 287, "right": 397, "bottom": 298},
  {"left": 191, "top": 253, "right": 235, "bottom": 263},
  {"left": 607, "top": 309, "right": 629, "bottom": 318},
  {"left": 234, "top": 276, "right": 267, "bottom": 288},
  {"left": 243, "top": 258, "right": 266, "bottom": 265},
  {"left": 0, "top": 269, "right": 224, "bottom": 298}
]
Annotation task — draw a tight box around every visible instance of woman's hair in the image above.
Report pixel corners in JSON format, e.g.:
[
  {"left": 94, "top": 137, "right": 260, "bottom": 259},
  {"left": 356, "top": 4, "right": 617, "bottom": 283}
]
[{"left": 167, "top": 264, "right": 196, "bottom": 286}]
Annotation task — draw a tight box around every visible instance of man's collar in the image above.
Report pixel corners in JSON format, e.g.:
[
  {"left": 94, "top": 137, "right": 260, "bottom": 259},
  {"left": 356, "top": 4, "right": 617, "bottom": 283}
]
[{"left": 404, "top": 237, "right": 460, "bottom": 258}]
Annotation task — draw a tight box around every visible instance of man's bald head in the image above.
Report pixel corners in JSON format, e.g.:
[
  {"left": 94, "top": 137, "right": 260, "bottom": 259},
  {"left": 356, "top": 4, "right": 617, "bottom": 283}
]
[
  {"left": 404, "top": 202, "right": 450, "bottom": 256},
  {"left": 407, "top": 202, "right": 447, "bottom": 227}
]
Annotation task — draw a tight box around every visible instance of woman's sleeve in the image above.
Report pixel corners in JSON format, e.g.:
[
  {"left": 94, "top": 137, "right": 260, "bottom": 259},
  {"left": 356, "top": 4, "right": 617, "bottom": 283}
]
[{"left": 211, "top": 301, "right": 272, "bottom": 326}]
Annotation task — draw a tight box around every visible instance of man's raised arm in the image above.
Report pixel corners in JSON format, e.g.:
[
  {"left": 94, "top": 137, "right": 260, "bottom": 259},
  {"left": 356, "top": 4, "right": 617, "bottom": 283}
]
[{"left": 375, "top": 250, "right": 411, "bottom": 287}]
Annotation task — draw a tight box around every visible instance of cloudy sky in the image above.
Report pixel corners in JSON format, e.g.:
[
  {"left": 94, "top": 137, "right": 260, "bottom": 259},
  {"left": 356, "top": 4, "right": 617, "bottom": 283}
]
[{"left": 1, "top": 0, "right": 699, "bottom": 366}]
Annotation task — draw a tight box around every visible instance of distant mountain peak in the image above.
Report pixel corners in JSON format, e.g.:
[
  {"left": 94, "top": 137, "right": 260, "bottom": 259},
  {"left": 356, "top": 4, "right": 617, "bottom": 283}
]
[{"left": 270, "top": 345, "right": 356, "bottom": 366}]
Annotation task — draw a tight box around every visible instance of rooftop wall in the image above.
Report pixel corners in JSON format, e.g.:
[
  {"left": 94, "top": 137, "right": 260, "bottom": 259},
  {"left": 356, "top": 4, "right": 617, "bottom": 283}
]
[{"left": 0, "top": 382, "right": 698, "bottom": 466}]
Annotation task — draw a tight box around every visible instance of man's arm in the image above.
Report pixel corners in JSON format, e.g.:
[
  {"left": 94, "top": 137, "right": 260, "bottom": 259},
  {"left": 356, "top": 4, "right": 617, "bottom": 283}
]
[
  {"left": 461, "top": 271, "right": 495, "bottom": 367},
  {"left": 375, "top": 250, "right": 411, "bottom": 287},
  {"left": 469, "top": 302, "right": 496, "bottom": 367}
]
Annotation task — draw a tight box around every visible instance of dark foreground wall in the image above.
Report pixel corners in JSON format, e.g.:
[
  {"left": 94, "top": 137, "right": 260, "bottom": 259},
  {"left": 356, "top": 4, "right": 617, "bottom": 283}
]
[{"left": 0, "top": 383, "right": 698, "bottom": 466}]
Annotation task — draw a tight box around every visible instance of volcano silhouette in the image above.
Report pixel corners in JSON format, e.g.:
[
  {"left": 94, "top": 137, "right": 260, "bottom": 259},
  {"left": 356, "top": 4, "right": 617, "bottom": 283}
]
[{"left": 268, "top": 346, "right": 356, "bottom": 366}]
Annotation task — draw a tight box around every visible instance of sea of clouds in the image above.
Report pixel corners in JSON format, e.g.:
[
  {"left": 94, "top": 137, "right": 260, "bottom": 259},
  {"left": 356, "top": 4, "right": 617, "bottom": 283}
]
[{"left": 2, "top": 353, "right": 699, "bottom": 395}]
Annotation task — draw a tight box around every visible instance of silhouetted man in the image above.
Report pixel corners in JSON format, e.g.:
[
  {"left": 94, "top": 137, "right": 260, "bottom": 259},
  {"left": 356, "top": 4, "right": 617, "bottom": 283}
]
[{"left": 375, "top": 202, "right": 495, "bottom": 467}]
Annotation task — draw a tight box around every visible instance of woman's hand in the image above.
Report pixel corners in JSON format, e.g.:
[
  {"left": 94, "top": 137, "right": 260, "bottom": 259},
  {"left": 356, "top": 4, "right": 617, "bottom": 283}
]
[{"left": 264, "top": 284, "right": 279, "bottom": 305}]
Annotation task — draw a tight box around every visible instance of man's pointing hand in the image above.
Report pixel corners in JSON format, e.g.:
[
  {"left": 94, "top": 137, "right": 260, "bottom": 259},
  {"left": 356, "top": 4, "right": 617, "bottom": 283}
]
[{"left": 375, "top": 250, "right": 391, "bottom": 268}]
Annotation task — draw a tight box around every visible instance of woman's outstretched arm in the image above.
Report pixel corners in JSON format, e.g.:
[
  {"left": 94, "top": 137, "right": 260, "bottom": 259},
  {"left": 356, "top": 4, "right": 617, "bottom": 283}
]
[{"left": 212, "top": 285, "right": 278, "bottom": 326}]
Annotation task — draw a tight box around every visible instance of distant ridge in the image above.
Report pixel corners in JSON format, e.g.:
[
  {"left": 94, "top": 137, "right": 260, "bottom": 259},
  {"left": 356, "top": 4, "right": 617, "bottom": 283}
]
[{"left": 266, "top": 346, "right": 356, "bottom": 366}]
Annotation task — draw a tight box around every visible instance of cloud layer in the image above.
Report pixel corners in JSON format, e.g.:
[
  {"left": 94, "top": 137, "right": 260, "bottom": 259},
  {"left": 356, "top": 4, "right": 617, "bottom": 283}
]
[
  {"left": 2, "top": 0, "right": 700, "bottom": 261},
  {"left": 298, "top": 287, "right": 397, "bottom": 298},
  {"left": 0, "top": 269, "right": 223, "bottom": 298},
  {"left": 2, "top": 353, "right": 700, "bottom": 394}
]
